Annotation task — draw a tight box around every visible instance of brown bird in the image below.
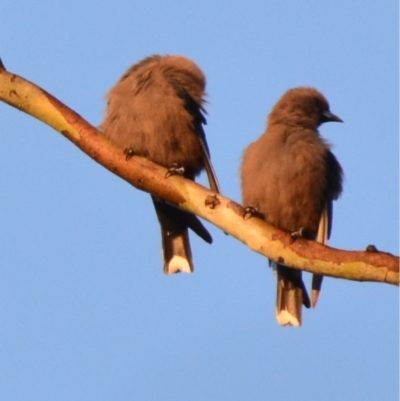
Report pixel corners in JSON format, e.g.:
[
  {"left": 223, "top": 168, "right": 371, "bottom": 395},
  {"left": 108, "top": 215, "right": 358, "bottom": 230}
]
[
  {"left": 100, "top": 55, "right": 220, "bottom": 274},
  {"left": 241, "top": 87, "right": 343, "bottom": 326}
]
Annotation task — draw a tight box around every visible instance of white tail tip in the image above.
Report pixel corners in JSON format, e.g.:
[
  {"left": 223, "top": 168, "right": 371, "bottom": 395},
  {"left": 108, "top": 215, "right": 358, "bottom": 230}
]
[
  {"left": 276, "top": 309, "right": 301, "bottom": 327},
  {"left": 165, "top": 256, "right": 192, "bottom": 274}
]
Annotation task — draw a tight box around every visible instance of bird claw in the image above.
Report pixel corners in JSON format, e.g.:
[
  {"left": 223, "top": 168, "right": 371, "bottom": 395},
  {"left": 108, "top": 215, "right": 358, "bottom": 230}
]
[
  {"left": 290, "top": 227, "right": 304, "bottom": 244},
  {"left": 165, "top": 163, "right": 185, "bottom": 178},
  {"left": 124, "top": 147, "right": 135, "bottom": 160},
  {"left": 243, "top": 206, "right": 264, "bottom": 220}
]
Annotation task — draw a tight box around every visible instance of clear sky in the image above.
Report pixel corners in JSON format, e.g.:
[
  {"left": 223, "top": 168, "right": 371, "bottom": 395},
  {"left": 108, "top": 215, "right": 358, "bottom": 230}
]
[{"left": 1, "top": 1, "right": 398, "bottom": 400}]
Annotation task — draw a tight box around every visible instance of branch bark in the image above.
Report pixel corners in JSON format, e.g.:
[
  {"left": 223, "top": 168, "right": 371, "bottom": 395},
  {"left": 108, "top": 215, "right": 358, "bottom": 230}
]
[{"left": 0, "top": 60, "right": 398, "bottom": 286}]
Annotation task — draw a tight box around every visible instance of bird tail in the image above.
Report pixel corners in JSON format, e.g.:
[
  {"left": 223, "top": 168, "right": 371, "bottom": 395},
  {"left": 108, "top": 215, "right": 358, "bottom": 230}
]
[
  {"left": 160, "top": 226, "right": 193, "bottom": 274},
  {"left": 152, "top": 196, "right": 212, "bottom": 274},
  {"left": 275, "top": 264, "right": 311, "bottom": 327}
]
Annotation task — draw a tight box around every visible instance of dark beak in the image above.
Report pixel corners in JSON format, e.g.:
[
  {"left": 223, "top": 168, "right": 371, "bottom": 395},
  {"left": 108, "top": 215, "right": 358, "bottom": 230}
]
[{"left": 322, "top": 110, "right": 343, "bottom": 123}]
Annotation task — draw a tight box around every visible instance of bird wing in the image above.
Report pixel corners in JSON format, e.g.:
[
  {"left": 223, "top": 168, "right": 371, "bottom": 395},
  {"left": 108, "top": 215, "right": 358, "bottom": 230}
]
[
  {"left": 312, "top": 148, "right": 343, "bottom": 306},
  {"left": 196, "top": 124, "right": 221, "bottom": 194},
  {"left": 317, "top": 201, "right": 330, "bottom": 244},
  {"left": 167, "top": 76, "right": 220, "bottom": 194}
]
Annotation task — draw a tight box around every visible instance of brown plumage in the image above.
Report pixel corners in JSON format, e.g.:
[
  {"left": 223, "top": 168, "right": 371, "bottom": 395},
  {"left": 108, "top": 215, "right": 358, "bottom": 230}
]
[
  {"left": 241, "top": 87, "right": 343, "bottom": 326},
  {"left": 100, "top": 55, "right": 220, "bottom": 274}
]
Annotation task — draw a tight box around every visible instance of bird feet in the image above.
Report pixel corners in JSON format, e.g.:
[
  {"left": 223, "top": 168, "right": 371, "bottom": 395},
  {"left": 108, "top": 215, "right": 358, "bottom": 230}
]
[
  {"left": 289, "top": 227, "right": 304, "bottom": 244},
  {"left": 243, "top": 206, "right": 264, "bottom": 220},
  {"left": 123, "top": 147, "right": 135, "bottom": 160},
  {"left": 165, "top": 163, "right": 185, "bottom": 178}
]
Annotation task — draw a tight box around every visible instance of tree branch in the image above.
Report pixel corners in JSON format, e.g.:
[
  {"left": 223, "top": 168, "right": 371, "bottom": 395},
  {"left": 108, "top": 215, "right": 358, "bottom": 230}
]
[{"left": 0, "top": 60, "right": 398, "bottom": 286}]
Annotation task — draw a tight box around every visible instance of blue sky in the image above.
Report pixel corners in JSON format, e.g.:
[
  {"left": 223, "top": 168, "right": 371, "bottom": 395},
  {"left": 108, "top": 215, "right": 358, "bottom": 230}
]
[{"left": 1, "top": 1, "right": 398, "bottom": 400}]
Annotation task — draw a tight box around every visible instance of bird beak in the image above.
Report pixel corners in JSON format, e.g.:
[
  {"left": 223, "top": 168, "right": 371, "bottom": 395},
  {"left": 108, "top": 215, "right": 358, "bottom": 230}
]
[{"left": 322, "top": 110, "right": 343, "bottom": 123}]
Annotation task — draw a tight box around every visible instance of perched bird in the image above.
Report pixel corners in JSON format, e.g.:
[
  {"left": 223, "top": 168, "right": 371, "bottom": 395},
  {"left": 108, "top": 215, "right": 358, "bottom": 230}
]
[
  {"left": 100, "top": 55, "right": 220, "bottom": 274},
  {"left": 241, "top": 87, "right": 343, "bottom": 326}
]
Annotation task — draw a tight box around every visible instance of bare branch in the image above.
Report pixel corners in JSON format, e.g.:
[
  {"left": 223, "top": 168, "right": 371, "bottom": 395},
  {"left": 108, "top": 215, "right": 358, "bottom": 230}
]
[{"left": 0, "top": 61, "right": 398, "bottom": 286}]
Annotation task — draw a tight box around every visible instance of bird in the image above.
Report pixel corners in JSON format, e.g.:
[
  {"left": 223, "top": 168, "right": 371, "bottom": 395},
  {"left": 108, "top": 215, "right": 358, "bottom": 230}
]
[
  {"left": 241, "top": 87, "right": 343, "bottom": 326},
  {"left": 100, "top": 55, "right": 220, "bottom": 274}
]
